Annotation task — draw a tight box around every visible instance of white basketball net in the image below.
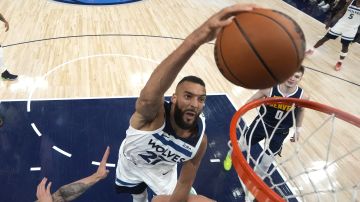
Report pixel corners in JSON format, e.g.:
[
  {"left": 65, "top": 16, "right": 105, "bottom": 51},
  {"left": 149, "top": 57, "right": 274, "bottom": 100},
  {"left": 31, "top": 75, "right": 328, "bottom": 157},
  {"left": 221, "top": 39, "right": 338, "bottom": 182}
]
[{"left": 231, "top": 98, "right": 360, "bottom": 202}]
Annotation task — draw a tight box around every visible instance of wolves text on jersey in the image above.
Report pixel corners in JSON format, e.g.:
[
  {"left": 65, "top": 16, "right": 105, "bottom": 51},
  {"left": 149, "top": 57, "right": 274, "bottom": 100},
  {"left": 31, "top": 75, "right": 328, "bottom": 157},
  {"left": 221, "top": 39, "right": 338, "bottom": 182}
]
[{"left": 138, "top": 138, "right": 186, "bottom": 165}]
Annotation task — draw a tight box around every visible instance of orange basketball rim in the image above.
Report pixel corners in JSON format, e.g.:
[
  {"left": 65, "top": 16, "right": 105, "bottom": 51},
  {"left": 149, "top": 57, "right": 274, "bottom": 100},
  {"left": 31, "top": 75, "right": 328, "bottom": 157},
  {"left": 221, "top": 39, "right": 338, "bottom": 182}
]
[{"left": 229, "top": 97, "right": 360, "bottom": 202}]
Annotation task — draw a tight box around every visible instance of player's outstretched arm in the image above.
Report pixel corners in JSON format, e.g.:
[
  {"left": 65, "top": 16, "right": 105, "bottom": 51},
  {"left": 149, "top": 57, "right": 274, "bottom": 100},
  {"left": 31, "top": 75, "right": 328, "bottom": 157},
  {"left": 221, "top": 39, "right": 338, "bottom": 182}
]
[
  {"left": 35, "top": 147, "right": 110, "bottom": 202},
  {"left": 134, "top": 4, "right": 259, "bottom": 123}
]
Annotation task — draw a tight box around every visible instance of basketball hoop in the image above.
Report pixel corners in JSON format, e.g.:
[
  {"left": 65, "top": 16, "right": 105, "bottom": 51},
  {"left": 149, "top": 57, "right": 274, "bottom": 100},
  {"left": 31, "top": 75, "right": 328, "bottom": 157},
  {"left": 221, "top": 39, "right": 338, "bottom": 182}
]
[{"left": 230, "top": 97, "right": 360, "bottom": 201}]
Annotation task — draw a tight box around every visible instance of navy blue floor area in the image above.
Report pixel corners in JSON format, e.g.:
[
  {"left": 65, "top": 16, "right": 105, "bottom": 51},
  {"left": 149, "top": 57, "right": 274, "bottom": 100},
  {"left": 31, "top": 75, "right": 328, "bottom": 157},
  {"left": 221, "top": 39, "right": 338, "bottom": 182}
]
[
  {"left": 0, "top": 95, "right": 296, "bottom": 201},
  {"left": 53, "top": 0, "right": 142, "bottom": 5}
]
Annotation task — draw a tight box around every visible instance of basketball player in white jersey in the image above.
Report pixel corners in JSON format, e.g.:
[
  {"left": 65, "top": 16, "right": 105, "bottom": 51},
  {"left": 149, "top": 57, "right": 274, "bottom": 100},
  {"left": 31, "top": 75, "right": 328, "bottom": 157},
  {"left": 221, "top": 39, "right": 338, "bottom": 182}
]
[
  {"left": 305, "top": 0, "right": 360, "bottom": 71},
  {"left": 223, "top": 66, "right": 310, "bottom": 178},
  {"left": 114, "top": 4, "right": 260, "bottom": 202},
  {"left": 0, "top": 12, "right": 18, "bottom": 80}
]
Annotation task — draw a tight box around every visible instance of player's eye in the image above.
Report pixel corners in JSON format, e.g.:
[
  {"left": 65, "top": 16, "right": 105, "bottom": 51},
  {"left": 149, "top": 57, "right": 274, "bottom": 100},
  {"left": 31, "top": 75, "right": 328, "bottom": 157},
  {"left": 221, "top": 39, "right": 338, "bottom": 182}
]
[{"left": 199, "top": 97, "right": 206, "bottom": 103}]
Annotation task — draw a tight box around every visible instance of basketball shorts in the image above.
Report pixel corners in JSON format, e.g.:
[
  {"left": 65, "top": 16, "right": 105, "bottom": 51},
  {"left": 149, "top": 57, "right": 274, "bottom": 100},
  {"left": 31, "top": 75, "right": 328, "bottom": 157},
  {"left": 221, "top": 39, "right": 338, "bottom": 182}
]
[
  {"left": 244, "top": 118, "right": 289, "bottom": 155},
  {"left": 328, "top": 21, "right": 358, "bottom": 42},
  {"left": 115, "top": 140, "right": 177, "bottom": 195}
]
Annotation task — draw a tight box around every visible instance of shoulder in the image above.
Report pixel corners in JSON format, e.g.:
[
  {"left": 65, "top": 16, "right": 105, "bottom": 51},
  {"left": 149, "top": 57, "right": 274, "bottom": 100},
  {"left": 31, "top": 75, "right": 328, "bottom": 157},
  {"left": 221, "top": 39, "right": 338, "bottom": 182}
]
[
  {"left": 260, "top": 87, "right": 272, "bottom": 97},
  {"left": 300, "top": 89, "right": 310, "bottom": 100},
  {"left": 248, "top": 88, "right": 272, "bottom": 102}
]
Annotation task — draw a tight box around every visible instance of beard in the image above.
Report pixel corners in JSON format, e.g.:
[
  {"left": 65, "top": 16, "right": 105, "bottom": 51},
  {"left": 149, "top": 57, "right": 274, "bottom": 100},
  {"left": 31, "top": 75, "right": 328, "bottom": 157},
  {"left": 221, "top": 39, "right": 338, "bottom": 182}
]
[{"left": 174, "top": 103, "right": 199, "bottom": 130}]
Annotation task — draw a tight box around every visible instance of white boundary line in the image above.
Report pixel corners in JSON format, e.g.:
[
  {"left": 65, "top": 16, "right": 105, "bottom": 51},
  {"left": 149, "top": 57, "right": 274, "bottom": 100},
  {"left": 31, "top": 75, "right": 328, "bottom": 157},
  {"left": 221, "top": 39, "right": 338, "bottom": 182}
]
[
  {"left": 31, "top": 123, "right": 42, "bottom": 137},
  {"left": 26, "top": 53, "right": 161, "bottom": 112},
  {"left": 0, "top": 93, "right": 228, "bottom": 102},
  {"left": 30, "top": 167, "right": 41, "bottom": 171},
  {"left": 91, "top": 161, "right": 116, "bottom": 167},
  {"left": 210, "top": 159, "right": 220, "bottom": 163},
  {"left": 52, "top": 146, "right": 72, "bottom": 157}
]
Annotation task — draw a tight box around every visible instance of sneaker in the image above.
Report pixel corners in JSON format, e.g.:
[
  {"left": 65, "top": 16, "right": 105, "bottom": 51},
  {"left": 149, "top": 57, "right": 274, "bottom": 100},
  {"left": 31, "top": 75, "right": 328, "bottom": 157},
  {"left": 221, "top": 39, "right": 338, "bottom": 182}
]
[
  {"left": 317, "top": 0, "right": 325, "bottom": 6},
  {"left": 335, "top": 62, "right": 342, "bottom": 71},
  {"left": 223, "top": 154, "right": 232, "bottom": 171},
  {"left": 1, "top": 70, "right": 18, "bottom": 81},
  {"left": 305, "top": 49, "right": 315, "bottom": 56},
  {"left": 320, "top": 3, "right": 330, "bottom": 11}
]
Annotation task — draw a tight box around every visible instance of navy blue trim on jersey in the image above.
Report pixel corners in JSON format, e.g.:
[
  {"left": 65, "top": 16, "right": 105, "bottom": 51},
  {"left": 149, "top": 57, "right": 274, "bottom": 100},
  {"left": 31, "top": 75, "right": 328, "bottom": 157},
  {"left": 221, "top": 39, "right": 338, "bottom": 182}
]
[
  {"left": 116, "top": 178, "right": 138, "bottom": 187},
  {"left": 115, "top": 182, "right": 148, "bottom": 195},
  {"left": 329, "top": 30, "right": 341, "bottom": 36},
  {"left": 342, "top": 35, "right": 355, "bottom": 40},
  {"left": 152, "top": 133, "right": 192, "bottom": 157},
  {"left": 349, "top": 6, "right": 360, "bottom": 12}
]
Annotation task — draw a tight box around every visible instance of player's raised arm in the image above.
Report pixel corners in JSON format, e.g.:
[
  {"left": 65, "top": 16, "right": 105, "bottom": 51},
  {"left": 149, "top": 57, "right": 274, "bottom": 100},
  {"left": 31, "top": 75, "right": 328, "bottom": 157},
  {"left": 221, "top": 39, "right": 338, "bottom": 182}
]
[
  {"left": 35, "top": 147, "right": 110, "bottom": 202},
  {"left": 246, "top": 88, "right": 271, "bottom": 104},
  {"left": 133, "top": 4, "right": 258, "bottom": 124},
  {"left": 169, "top": 135, "right": 208, "bottom": 202}
]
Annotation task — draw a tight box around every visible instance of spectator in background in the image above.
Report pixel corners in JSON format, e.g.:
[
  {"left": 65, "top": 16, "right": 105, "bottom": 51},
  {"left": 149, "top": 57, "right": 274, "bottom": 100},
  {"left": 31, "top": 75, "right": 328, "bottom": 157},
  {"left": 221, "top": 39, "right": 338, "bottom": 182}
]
[{"left": 0, "top": 12, "right": 18, "bottom": 80}]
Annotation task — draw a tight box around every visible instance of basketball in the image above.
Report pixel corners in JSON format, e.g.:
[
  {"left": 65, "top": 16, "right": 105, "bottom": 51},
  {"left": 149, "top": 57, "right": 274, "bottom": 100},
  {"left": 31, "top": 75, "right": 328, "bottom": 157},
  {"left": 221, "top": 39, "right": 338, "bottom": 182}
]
[{"left": 214, "top": 8, "right": 305, "bottom": 89}]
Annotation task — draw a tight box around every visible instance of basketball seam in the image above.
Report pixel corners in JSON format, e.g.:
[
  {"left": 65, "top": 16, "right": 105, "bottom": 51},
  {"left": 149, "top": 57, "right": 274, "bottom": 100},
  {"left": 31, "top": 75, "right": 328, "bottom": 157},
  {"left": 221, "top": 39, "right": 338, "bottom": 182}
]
[
  {"left": 249, "top": 11, "right": 303, "bottom": 66},
  {"left": 216, "top": 32, "right": 246, "bottom": 86},
  {"left": 233, "top": 19, "right": 279, "bottom": 83}
]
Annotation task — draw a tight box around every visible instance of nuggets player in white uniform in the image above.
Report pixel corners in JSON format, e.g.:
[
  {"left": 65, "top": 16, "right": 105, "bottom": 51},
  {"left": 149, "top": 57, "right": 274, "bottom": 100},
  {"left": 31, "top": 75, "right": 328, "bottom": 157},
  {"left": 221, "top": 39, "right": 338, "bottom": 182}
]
[
  {"left": 114, "top": 4, "right": 259, "bottom": 202},
  {"left": 306, "top": 0, "right": 360, "bottom": 71}
]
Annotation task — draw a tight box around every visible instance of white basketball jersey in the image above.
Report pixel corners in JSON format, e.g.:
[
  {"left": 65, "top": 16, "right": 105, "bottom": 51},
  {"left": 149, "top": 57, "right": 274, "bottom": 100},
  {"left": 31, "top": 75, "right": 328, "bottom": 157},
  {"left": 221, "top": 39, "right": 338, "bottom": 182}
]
[
  {"left": 121, "top": 102, "right": 205, "bottom": 168},
  {"left": 338, "top": 0, "right": 360, "bottom": 28}
]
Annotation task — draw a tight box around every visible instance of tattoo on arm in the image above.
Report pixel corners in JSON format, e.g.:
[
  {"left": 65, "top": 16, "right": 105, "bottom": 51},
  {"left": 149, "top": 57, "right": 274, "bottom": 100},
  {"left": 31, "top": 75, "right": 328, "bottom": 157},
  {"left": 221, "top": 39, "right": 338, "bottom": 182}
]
[{"left": 52, "top": 182, "right": 92, "bottom": 202}]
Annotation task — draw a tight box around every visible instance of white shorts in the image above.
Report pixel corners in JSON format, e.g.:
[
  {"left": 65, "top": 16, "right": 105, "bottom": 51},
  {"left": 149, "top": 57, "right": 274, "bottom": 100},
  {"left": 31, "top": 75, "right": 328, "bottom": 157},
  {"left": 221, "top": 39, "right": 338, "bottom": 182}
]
[
  {"left": 329, "top": 21, "right": 358, "bottom": 41},
  {"left": 115, "top": 140, "right": 177, "bottom": 195}
]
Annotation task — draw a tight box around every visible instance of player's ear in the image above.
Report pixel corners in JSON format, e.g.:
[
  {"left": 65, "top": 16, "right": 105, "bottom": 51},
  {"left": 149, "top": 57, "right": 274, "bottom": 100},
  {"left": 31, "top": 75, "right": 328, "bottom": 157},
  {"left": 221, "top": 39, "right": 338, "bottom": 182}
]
[{"left": 171, "top": 94, "right": 177, "bottom": 103}]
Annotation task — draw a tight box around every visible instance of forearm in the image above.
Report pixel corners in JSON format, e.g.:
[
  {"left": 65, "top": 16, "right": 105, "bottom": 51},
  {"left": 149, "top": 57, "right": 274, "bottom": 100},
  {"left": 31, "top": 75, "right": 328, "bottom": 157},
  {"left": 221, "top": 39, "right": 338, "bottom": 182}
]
[
  {"left": 331, "top": 1, "right": 351, "bottom": 23},
  {"left": 170, "top": 178, "right": 194, "bottom": 202},
  {"left": 51, "top": 173, "right": 101, "bottom": 202},
  {"left": 170, "top": 162, "right": 198, "bottom": 202},
  {"left": 140, "top": 35, "right": 201, "bottom": 101},
  {"left": 170, "top": 138, "right": 207, "bottom": 202},
  {"left": 296, "top": 108, "right": 305, "bottom": 127}
]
